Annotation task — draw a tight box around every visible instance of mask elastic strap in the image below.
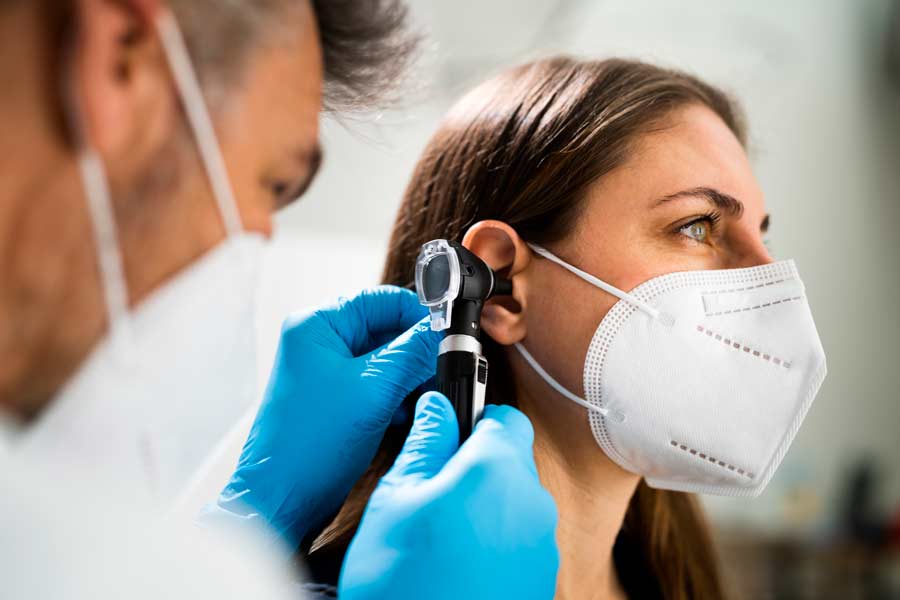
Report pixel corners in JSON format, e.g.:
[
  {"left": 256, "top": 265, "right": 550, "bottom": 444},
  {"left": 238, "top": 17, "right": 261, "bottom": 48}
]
[
  {"left": 156, "top": 10, "right": 243, "bottom": 239},
  {"left": 64, "top": 17, "right": 134, "bottom": 354},
  {"left": 514, "top": 343, "right": 624, "bottom": 423},
  {"left": 79, "top": 150, "right": 133, "bottom": 353},
  {"left": 528, "top": 243, "right": 660, "bottom": 320}
]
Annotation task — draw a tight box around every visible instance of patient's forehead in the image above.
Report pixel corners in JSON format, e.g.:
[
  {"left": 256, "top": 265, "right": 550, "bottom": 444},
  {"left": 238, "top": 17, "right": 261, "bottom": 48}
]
[{"left": 578, "top": 104, "right": 766, "bottom": 223}]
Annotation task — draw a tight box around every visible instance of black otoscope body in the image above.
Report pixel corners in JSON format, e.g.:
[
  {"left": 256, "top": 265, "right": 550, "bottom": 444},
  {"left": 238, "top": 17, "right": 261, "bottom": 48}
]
[{"left": 415, "top": 240, "right": 513, "bottom": 442}]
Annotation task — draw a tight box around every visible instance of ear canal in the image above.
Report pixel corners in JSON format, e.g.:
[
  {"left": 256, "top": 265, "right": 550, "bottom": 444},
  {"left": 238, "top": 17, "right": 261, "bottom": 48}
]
[{"left": 492, "top": 275, "right": 513, "bottom": 297}]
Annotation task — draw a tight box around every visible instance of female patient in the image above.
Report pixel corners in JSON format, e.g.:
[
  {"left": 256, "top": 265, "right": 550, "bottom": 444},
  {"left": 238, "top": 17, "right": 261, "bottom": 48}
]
[{"left": 310, "top": 57, "right": 779, "bottom": 598}]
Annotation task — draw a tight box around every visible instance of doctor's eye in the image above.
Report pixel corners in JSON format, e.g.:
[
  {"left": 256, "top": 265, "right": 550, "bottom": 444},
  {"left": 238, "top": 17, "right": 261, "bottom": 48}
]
[
  {"left": 269, "top": 181, "right": 289, "bottom": 198},
  {"left": 266, "top": 177, "right": 310, "bottom": 208}
]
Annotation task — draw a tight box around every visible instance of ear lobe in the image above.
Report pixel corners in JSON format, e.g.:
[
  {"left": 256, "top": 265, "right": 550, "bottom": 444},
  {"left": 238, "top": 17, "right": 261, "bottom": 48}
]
[
  {"left": 72, "top": 0, "right": 172, "bottom": 173},
  {"left": 462, "top": 220, "right": 531, "bottom": 346}
]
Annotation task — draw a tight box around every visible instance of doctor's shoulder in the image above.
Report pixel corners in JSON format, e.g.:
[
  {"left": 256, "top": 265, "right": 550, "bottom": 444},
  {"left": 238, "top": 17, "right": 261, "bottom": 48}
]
[{"left": 0, "top": 450, "right": 296, "bottom": 600}]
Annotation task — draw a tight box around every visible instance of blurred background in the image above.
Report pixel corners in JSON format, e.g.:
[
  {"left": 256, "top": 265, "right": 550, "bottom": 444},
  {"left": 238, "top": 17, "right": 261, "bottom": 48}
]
[{"left": 258, "top": 0, "right": 900, "bottom": 597}]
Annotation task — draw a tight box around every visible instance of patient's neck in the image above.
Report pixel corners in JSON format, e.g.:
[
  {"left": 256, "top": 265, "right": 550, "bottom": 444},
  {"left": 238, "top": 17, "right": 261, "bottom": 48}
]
[{"left": 521, "top": 390, "right": 640, "bottom": 600}]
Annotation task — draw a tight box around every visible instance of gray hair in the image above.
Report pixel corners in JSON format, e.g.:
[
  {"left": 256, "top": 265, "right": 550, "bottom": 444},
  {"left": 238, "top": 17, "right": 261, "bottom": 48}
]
[
  {"left": 7, "top": 1, "right": 418, "bottom": 110},
  {"left": 11, "top": 0, "right": 417, "bottom": 203},
  {"left": 170, "top": 0, "right": 419, "bottom": 111}
]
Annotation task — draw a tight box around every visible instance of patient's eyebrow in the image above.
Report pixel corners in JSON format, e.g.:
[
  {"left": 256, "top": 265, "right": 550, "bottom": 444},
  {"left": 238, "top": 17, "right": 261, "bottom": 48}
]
[{"left": 654, "top": 186, "right": 744, "bottom": 218}]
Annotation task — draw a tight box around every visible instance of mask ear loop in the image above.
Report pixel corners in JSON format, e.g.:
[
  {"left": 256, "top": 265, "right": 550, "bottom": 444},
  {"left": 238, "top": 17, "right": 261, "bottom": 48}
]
[
  {"left": 513, "top": 343, "right": 625, "bottom": 423},
  {"left": 514, "top": 242, "right": 668, "bottom": 423},
  {"left": 528, "top": 243, "right": 662, "bottom": 321},
  {"left": 155, "top": 10, "right": 243, "bottom": 239},
  {"left": 78, "top": 150, "right": 134, "bottom": 357},
  {"left": 63, "top": 20, "right": 133, "bottom": 358}
]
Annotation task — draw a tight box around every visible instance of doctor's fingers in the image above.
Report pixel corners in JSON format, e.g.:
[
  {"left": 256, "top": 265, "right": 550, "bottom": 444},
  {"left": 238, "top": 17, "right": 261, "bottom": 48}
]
[
  {"left": 318, "top": 286, "right": 430, "bottom": 356},
  {"left": 443, "top": 405, "right": 542, "bottom": 483},
  {"left": 381, "top": 392, "right": 460, "bottom": 485},
  {"left": 435, "top": 440, "right": 557, "bottom": 537},
  {"left": 360, "top": 315, "right": 442, "bottom": 403},
  {"left": 479, "top": 404, "right": 535, "bottom": 448}
]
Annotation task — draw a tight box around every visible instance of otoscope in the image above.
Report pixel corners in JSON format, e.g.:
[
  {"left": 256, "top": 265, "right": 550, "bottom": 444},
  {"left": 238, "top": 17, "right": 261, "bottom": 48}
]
[{"left": 415, "top": 239, "right": 513, "bottom": 442}]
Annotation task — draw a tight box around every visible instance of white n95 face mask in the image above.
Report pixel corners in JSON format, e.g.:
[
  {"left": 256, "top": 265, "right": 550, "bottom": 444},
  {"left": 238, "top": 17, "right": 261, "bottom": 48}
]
[
  {"left": 515, "top": 244, "right": 827, "bottom": 497},
  {"left": 17, "top": 11, "right": 264, "bottom": 504}
]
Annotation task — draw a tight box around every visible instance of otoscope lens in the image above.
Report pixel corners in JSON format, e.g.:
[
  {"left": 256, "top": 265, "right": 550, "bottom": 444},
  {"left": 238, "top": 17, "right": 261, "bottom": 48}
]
[{"left": 423, "top": 254, "right": 451, "bottom": 302}]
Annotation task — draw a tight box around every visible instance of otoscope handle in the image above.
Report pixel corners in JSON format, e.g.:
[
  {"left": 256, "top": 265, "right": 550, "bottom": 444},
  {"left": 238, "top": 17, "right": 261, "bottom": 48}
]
[{"left": 437, "top": 337, "right": 488, "bottom": 443}]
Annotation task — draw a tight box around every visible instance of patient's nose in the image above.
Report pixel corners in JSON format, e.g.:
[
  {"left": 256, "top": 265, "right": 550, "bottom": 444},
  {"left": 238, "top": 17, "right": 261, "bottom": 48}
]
[{"left": 728, "top": 238, "right": 773, "bottom": 269}]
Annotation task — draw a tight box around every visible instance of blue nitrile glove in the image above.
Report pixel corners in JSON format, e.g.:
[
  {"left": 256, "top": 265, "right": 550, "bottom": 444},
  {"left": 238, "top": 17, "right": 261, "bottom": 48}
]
[
  {"left": 339, "top": 392, "right": 560, "bottom": 600},
  {"left": 207, "top": 286, "right": 442, "bottom": 549}
]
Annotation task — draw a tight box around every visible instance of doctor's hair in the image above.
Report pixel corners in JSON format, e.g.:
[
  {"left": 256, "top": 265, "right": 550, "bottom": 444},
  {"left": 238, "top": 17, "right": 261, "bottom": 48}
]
[
  {"left": 36, "top": 0, "right": 418, "bottom": 111},
  {"left": 310, "top": 57, "right": 744, "bottom": 599},
  {"left": 171, "top": 0, "right": 420, "bottom": 111}
]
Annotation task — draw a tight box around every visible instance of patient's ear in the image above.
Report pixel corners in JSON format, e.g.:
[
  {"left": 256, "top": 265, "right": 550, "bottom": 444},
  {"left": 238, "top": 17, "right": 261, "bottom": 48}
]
[{"left": 462, "top": 221, "right": 530, "bottom": 345}]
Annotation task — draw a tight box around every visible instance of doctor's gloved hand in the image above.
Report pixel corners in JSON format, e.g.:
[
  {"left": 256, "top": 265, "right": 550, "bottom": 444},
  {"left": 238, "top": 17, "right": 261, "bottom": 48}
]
[
  {"left": 340, "top": 393, "right": 560, "bottom": 600},
  {"left": 207, "top": 286, "right": 442, "bottom": 550}
]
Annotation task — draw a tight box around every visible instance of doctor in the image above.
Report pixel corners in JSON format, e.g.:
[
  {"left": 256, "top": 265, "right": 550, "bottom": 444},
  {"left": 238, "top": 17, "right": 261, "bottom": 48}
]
[{"left": 0, "top": 1, "right": 558, "bottom": 598}]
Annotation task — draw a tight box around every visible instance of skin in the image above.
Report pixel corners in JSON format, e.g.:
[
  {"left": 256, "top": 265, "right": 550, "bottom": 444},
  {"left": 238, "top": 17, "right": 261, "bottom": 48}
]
[
  {"left": 464, "top": 103, "right": 772, "bottom": 599},
  {"left": 0, "top": 0, "right": 323, "bottom": 418}
]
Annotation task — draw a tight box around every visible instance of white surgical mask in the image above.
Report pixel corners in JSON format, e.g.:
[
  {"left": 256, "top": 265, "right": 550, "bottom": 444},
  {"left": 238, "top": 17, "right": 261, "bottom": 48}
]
[
  {"left": 17, "top": 12, "right": 264, "bottom": 504},
  {"left": 515, "top": 244, "right": 827, "bottom": 497}
]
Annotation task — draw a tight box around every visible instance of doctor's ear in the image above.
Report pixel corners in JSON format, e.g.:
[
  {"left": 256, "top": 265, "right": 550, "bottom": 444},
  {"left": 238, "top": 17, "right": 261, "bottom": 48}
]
[
  {"left": 462, "top": 221, "right": 531, "bottom": 346},
  {"left": 71, "top": 0, "right": 172, "bottom": 176}
]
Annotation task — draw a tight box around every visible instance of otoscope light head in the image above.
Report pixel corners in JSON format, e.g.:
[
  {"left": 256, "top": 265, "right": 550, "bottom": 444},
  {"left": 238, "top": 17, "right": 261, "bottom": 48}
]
[
  {"left": 415, "top": 239, "right": 512, "bottom": 333},
  {"left": 416, "top": 240, "right": 461, "bottom": 331}
]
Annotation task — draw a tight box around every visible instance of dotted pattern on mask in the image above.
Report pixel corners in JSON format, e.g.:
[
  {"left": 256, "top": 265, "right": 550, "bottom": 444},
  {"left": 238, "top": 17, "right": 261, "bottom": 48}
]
[
  {"left": 584, "top": 260, "right": 799, "bottom": 472},
  {"left": 705, "top": 295, "right": 804, "bottom": 317},
  {"left": 701, "top": 276, "right": 794, "bottom": 295},
  {"left": 696, "top": 325, "right": 792, "bottom": 368},
  {"left": 669, "top": 440, "right": 755, "bottom": 479}
]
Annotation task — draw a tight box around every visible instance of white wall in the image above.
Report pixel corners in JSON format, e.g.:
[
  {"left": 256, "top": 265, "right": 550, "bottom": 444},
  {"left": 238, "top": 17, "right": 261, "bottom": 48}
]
[{"left": 269, "top": 0, "right": 900, "bottom": 533}]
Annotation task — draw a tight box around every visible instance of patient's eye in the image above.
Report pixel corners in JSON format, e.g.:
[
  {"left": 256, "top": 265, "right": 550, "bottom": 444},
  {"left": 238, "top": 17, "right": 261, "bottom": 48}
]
[
  {"left": 680, "top": 220, "right": 710, "bottom": 243},
  {"left": 676, "top": 211, "right": 721, "bottom": 244}
]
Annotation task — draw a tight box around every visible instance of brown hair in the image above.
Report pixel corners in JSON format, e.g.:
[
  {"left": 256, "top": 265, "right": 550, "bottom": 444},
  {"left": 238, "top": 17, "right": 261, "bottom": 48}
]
[{"left": 312, "top": 57, "right": 743, "bottom": 598}]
